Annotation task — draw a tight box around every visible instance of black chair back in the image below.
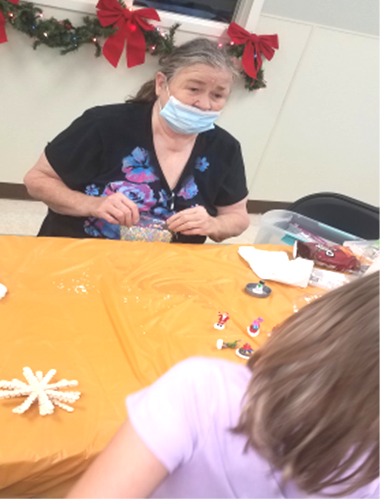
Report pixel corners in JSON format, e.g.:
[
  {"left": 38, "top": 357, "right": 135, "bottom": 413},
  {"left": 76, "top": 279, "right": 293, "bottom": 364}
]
[{"left": 288, "top": 192, "right": 379, "bottom": 240}]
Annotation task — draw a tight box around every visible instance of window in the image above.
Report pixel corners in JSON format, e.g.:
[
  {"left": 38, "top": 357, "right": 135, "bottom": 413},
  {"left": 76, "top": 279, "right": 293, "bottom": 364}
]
[
  {"left": 35, "top": 0, "right": 265, "bottom": 35},
  {"left": 133, "top": 0, "right": 240, "bottom": 24}
]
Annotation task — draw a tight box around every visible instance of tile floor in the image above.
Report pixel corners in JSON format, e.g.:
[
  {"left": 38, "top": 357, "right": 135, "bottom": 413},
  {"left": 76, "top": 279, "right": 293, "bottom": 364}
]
[
  {"left": 0, "top": 199, "right": 261, "bottom": 243},
  {"left": 0, "top": 199, "right": 48, "bottom": 237}
]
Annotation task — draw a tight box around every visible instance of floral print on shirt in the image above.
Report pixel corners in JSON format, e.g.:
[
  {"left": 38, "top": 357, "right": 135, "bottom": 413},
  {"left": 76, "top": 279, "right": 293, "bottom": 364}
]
[
  {"left": 195, "top": 157, "right": 209, "bottom": 172},
  {"left": 84, "top": 149, "right": 206, "bottom": 239},
  {"left": 85, "top": 184, "right": 100, "bottom": 196},
  {"left": 177, "top": 176, "right": 198, "bottom": 200},
  {"left": 104, "top": 181, "right": 156, "bottom": 210},
  {"left": 122, "top": 147, "right": 158, "bottom": 183}
]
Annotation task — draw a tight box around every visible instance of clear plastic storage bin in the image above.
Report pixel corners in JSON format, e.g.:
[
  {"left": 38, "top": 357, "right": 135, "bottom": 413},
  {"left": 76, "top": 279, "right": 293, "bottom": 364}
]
[{"left": 254, "top": 210, "right": 365, "bottom": 246}]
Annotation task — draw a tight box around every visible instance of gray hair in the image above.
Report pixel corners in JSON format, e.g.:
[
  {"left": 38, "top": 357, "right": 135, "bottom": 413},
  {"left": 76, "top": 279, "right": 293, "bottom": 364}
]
[
  {"left": 160, "top": 38, "right": 238, "bottom": 81},
  {"left": 131, "top": 38, "right": 238, "bottom": 103}
]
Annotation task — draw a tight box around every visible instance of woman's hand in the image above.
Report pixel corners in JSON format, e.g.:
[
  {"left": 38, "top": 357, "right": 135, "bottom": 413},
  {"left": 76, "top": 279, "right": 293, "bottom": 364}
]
[
  {"left": 91, "top": 193, "right": 139, "bottom": 227},
  {"left": 166, "top": 206, "right": 216, "bottom": 236},
  {"left": 166, "top": 198, "right": 250, "bottom": 242}
]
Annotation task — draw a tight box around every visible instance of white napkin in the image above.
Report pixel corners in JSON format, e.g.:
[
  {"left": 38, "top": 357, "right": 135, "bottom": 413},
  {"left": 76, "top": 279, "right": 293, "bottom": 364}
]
[
  {"left": 364, "top": 255, "right": 380, "bottom": 276},
  {"left": 238, "top": 246, "right": 314, "bottom": 288},
  {"left": 0, "top": 283, "right": 7, "bottom": 299}
]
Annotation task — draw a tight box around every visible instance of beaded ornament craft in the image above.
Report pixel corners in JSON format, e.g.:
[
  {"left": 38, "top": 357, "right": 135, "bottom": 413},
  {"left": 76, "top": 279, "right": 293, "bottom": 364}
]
[
  {"left": 0, "top": 367, "right": 81, "bottom": 415},
  {"left": 121, "top": 214, "right": 173, "bottom": 242}
]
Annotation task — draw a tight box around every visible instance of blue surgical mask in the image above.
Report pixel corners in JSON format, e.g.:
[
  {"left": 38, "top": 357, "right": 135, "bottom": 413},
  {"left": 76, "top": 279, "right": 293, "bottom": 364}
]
[{"left": 159, "top": 94, "right": 220, "bottom": 135}]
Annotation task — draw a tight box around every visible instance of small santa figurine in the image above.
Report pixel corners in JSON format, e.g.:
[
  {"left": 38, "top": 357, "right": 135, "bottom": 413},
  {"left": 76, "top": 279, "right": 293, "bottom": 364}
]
[
  {"left": 236, "top": 342, "right": 254, "bottom": 359},
  {"left": 214, "top": 312, "right": 230, "bottom": 330},
  {"left": 247, "top": 317, "right": 264, "bottom": 337}
]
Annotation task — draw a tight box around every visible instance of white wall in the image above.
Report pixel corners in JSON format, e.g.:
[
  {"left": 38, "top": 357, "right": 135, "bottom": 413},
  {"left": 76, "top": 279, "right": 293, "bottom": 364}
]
[
  {"left": 247, "top": 18, "right": 379, "bottom": 204},
  {"left": 0, "top": 6, "right": 156, "bottom": 180},
  {"left": 262, "top": 0, "right": 379, "bottom": 36},
  {"left": 0, "top": 3, "right": 378, "bottom": 205}
]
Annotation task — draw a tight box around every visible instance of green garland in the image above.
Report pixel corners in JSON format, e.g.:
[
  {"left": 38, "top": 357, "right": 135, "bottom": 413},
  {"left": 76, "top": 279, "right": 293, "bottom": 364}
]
[
  {"left": 225, "top": 43, "right": 266, "bottom": 90},
  {"left": 0, "top": 0, "right": 266, "bottom": 90}
]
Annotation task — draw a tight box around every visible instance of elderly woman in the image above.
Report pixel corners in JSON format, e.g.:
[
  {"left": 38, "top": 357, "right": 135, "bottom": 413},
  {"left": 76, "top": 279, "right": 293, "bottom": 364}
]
[{"left": 24, "top": 38, "right": 250, "bottom": 243}]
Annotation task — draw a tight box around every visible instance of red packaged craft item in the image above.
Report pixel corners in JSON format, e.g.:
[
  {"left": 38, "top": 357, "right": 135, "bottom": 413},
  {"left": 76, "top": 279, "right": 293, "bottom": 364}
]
[{"left": 294, "top": 240, "right": 361, "bottom": 273}]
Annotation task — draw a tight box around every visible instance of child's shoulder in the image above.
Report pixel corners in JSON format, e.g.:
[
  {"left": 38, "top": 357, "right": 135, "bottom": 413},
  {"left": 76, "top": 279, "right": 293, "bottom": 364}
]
[
  {"left": 169, "top": 357, "right": 251, "bottom": 395},
  {"left": 174, "top": 355, "right": 248, "bottom": 374}
]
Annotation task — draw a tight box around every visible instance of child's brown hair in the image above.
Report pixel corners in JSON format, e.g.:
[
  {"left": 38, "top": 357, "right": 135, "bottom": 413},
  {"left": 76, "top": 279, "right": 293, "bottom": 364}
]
[{"left": 234, "top": 271, "right": 379, "bottom": 496}]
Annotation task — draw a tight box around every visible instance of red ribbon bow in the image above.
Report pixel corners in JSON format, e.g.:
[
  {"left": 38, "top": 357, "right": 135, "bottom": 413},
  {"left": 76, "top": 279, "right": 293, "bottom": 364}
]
[
  {"left": 96, "top": 0, "right": 160, "bottom": 68},
  {"left": 227, "top": 22, "right": 279, "bottom": 80},
  {"left": 0, "top": 0, "right": 19, "bottom": 44}
]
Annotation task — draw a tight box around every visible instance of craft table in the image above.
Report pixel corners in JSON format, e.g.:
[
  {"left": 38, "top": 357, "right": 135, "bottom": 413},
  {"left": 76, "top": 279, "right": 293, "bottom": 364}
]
[{"left": 0, "top": 236, "right": 317, "bottom": 497}]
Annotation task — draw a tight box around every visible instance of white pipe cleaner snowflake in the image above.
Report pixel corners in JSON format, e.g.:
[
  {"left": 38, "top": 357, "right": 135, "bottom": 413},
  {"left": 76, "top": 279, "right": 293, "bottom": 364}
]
[{"left": 0, "top": 367, "right": 81, "bottom": 415}]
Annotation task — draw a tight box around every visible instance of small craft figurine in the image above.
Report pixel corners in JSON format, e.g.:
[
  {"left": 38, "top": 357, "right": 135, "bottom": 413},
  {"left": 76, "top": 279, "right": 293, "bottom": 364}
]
[
  {"left": 216, "top": 339, "right": 241, "bottom": 350},
  {"left": 247, "top": 317, "right": 264, "bottom": 337},
  {"left": 236, "top": 343, "right": 254, "bottom": 359},
  {"left": 0, "top": 367, "right": 81, "bottom": 415},
  {"left": 214, "top": 312, "right": 230, "bottom": 330},
  {"left": 0, "top": 283, "right": 7, "bottom": 300},
  {"left": 245, "top": 280, "right": 272, "bottom": 298}
]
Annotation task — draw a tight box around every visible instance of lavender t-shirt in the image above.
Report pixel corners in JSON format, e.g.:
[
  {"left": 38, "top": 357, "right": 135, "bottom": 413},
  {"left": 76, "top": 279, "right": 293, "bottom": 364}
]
[{"left": 126, "top": 357, "right": 379, "bottom": 498}]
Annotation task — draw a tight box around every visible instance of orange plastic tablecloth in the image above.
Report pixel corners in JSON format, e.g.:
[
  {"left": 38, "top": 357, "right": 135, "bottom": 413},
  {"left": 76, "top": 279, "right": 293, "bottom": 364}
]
[{"left": 0, "top": 236, "right": 317, "bottom": 497}]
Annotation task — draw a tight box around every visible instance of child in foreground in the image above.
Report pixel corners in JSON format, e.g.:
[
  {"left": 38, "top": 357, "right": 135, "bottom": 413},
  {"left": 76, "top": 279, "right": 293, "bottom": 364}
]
[{"left": 68, "top": 272, "right": 379, "bottom": 498}]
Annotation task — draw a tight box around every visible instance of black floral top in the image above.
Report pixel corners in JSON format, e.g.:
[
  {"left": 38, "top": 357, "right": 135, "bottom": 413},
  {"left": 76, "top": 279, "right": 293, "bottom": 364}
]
[{"left": 40, "top": 102, "right": 248, "bottom": 243}]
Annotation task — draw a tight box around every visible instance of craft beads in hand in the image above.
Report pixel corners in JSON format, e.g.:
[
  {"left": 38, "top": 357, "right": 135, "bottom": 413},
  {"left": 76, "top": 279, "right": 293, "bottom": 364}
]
[{"left": 120, "top": 214, "right": 173, "bottom": 242}]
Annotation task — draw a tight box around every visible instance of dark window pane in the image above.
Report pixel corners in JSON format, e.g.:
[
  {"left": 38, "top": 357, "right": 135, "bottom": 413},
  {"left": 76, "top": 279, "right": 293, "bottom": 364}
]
[{"left": 133, "top": 0, "right": 240, "bottom": 23}]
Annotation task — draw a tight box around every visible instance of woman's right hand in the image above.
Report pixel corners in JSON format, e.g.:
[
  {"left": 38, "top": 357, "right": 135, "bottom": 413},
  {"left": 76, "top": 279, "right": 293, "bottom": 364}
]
[{"left": 90, "top": 193, "right": 140, "bottom": 227}]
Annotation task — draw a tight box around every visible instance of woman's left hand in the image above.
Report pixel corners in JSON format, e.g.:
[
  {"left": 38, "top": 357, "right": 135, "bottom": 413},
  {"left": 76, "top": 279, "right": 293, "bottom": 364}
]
[
  {"left": 166, "top": 198, "right": 250, "bottom": 242},
  {"left": 166, "top": 206, "right": 215, "bottom": 236}
]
